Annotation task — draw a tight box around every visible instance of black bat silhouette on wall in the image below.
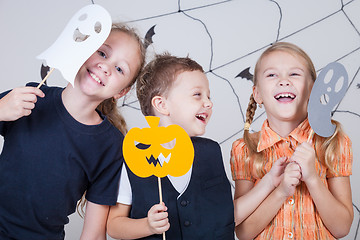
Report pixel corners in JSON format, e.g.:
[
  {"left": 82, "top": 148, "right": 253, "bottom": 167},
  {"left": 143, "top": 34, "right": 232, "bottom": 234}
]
[
  {"left": 235, "top": 67, "right": 253, "bottom": 82},
  {"left": 40, "top": 64, "right": 51, "bottom": 85},
  {"left": 144, "top": 25, "right": 156, "bottom": 49}
]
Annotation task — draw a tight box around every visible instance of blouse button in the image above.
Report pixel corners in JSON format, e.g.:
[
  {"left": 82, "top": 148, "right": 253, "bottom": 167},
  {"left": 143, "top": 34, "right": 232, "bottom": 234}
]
[
  {"left": 288, "top": 231, "right": 293, "bottom": 239},
  {"left": 288, "top": 198, "right": 294, "bottom": 205}
]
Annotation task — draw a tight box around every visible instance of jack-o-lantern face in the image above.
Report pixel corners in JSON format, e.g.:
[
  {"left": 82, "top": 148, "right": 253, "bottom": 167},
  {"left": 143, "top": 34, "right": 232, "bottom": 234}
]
[{"left": 123, "top": 116, "right": 194, "bottom": 178}]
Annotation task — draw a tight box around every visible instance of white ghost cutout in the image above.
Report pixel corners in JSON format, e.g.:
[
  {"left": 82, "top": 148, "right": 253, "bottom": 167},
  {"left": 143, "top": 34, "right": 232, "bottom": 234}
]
[
  {"left": 308, "top": 62, "right": 348, "bottom": 137},
  {"left": 37, "top": 4, "right": 112, "bottom": 86}
]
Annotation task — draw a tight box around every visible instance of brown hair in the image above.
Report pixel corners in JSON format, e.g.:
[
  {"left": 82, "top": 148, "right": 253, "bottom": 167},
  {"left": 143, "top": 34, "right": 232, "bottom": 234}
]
[
  {"left": 78, "top": 22, "right": 146, "bottom": 217},
  {"left": 136, "top": 52, "right": 204, "bottom": 116},
  {"left": 243, "top": 42, "right": 344, "bottom": 177}
]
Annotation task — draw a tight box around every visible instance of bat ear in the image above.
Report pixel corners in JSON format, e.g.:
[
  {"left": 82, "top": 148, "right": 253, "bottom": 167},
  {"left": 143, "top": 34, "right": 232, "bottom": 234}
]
[{"left": 252, "top": 86, "right": 263, "bottom": 104}]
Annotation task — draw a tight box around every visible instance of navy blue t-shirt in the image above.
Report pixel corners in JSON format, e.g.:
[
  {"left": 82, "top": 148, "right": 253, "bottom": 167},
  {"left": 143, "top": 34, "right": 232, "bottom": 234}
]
[{"left": 0, "top": 83, "right": 123, "bottom": 239}]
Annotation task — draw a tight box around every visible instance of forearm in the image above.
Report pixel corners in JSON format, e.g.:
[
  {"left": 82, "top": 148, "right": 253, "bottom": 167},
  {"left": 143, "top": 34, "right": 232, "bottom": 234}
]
[
  {"left": 234, "top": 175, "right": 275, "bottom": 225},
  {"left": 305, "top": 176, "right": 353, "bottom": 238},
  {"left": 236, "top": 187, "right": 287, "bottom": 240},
  {"left": 107, "top": 216, "right": 154, "bottom": 239}
]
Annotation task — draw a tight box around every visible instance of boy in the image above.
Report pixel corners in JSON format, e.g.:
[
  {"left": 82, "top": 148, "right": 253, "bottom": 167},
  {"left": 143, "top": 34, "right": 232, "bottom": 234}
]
[{"left": 107, "top": 53, "right": 234, "bottom": 239}]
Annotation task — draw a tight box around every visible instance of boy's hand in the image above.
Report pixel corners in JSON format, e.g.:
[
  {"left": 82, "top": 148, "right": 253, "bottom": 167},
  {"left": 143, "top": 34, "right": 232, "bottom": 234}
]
[
  {"left": 0, "top": 87, "right": 45, "bottom": 121},
  {"left": 147, "top": 203, "right": 170, "bottom": 235},
  {"left": 278, "top": 162, "right": 301, "bottom": 197},
  {"left": 267, "top": 157, "right": 287, "bottom": 188},
  {"left": 291, "top": 142, "right": 316, "bottom": 183}
]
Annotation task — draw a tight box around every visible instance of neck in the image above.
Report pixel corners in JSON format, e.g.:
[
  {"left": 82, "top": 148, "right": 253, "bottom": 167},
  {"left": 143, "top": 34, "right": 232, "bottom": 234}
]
[
  {"left": 61, "top": 84, "right": 102, "bottom": 125},
  {"left": 267, "top": 116, "right": 307, "bottom": 138}
]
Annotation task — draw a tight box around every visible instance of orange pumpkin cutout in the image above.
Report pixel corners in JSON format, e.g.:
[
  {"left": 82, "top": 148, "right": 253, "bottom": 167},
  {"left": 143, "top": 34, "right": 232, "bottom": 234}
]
[{"left": 123, "top": 116, "right": 194, "bottom": 178}]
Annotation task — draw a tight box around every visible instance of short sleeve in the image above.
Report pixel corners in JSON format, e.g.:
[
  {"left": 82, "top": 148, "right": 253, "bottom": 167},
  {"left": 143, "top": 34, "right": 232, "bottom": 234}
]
[
  {"left": 117, "top": 164, "right": 132, "bottom": 205},
  {"left": 327, "top": 134, "right": 353, "bottom": 178},
  {"left": 230, "top": 138, "right": 255, "bottom": 182},
  {"left": 0, "top": 90, "right": 11, "bottom": 136}
]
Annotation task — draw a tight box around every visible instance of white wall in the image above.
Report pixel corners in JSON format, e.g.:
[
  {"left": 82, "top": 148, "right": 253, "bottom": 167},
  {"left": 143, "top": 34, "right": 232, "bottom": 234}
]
[{"left": 0, "top": 0, "right": 359, "bottom": 239}]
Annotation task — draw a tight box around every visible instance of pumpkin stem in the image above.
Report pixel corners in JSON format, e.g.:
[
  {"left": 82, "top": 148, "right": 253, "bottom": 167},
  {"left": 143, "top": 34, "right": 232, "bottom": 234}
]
[{"left": 145, "top": 116, "right": 160, "bottom": 128}]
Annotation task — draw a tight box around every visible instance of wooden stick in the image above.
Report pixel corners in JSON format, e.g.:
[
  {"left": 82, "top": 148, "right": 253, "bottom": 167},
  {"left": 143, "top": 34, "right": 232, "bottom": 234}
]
[
  {"left": 157, "top": 177, "right": 166, "bottom": 240},
  {"left": 307, "top": 129, "right": 314, "bottom": 142},
  {"left": 37, "top": 68, "right": 54, "bottom": 88}
]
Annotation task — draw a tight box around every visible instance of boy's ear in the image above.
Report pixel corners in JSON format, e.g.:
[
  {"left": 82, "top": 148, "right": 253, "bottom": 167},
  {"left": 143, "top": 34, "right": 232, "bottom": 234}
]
[
  {"left": 151, "top": 96, "right": 169, "bottom": 116},
  {"left": 113, "top": 87, "right": 130, "bottom": 100},
  {"left": 252, "top": 86, "right": 263, "bottom": 104}
]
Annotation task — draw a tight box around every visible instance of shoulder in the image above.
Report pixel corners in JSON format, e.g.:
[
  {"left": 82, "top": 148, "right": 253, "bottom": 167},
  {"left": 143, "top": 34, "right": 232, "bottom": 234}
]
[
  {"left": 191, "top": 136, "right": 218, "bottom": 145},
  {"left": 26, "top": 82, "right": 63, "bottom": 95},
  {"left": 191, "top": 136, "right": 221, "bottom": 152}
]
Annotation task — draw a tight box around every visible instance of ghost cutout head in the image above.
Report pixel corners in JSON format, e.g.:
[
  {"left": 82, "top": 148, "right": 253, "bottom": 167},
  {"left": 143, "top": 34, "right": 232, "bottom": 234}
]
[
  {"left": 37, "top": 4, "right": 112, "bottom": 86},
  {"left": 308, "top": 62, "right": 348, "bottom": 137}
]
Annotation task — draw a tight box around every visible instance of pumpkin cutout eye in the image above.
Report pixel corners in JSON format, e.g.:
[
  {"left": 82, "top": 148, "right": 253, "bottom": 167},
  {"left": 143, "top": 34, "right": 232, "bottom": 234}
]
[
  {"left": 160, "top": 139, "right": 176, "bottom": 149},
  {"left": 135, "top": 141, "right": 151, "bottom": 150}
]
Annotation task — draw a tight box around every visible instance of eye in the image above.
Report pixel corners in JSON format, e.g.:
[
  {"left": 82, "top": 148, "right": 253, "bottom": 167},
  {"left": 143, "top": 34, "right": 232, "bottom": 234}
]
[
  {"left": 115, "top": 66, "right": 123, "bottom": 74},
  {"left": 135, "top": 141, "right": 151, "bottom": 150},
  {"left": 193, "top": 92, "right": 201, "bottom": 97},
  {"left": 267, "top": 73, "right": 276, "bottom": 77},
  {"left": 290, "top": 72, "right": 300, "bottom": 76},
  {"left": 97, "top": 51, "right": 106, "bottom": 58},
  {"left": 160, "top": 139, "right": 176, "bottom": 149}
]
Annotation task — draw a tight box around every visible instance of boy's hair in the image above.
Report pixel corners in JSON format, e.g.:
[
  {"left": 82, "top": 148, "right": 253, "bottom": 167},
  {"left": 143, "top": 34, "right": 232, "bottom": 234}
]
[
  {"left": 97, "top": 22, "right": 146, "bottom": 135},
  {"left": 243, "top": 42, "right": 344, "bottom": 177},
  {"left": 136, "top": 53, "right": 204, "bottom": 116}
]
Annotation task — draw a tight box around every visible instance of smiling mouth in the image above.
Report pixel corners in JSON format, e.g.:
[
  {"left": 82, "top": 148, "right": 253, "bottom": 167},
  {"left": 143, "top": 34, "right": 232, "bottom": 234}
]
[
  {"left": 196, "top": 113, "right": 207, "bottom": 122},
  {"left": 89, "top": 71, "right": 105, "bottom": 86},
  {"left": 274, "top": 93, "right": 295, "bottom": 102}
]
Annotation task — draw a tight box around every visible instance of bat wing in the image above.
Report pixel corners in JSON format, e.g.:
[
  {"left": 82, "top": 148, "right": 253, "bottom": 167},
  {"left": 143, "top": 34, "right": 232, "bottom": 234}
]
[
  {"left": 144, "top": 25, "right": 156, "bottom": 49},
  {"left": 235, "top": 67, "right": 253, "bottom": 82}
]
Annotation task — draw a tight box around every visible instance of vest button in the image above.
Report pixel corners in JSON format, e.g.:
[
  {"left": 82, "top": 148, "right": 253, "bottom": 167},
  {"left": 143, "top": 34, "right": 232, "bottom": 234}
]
[
  {"left": 184, "top": 220, "right": 191, "bottom": 227},
  {"left": 180, "top": 200, "right": 188, "bottom": 206}
]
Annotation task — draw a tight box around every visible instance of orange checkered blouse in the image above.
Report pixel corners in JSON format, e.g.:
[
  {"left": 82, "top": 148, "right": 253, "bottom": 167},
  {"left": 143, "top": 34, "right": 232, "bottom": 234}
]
[{"left": 230, "top": 118, "right": 353, "bottom": 240}]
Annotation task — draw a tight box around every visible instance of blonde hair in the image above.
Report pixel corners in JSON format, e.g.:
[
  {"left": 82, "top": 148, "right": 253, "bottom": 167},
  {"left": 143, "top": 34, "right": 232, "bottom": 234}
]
[
  {"left": 243, "top": 42, "right": 343, "bottom": 177},
  {"left": 77, "top": 22, "right": 146, "bottom": 217}
]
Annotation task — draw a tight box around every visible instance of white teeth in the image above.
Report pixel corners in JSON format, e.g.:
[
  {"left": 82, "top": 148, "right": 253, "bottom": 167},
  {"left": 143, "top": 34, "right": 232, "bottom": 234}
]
[
  {"left": 158, "top": 153, "right": 171, "bottom": 165},
  {"left": 89, "top": 72, "right": 102, "bottom": 85},
  {"left": 196, "top": 114, "right": 206, "bottom": 120},
  {"left": 275, "top": 93, "right": 295, "bottom": 99}
]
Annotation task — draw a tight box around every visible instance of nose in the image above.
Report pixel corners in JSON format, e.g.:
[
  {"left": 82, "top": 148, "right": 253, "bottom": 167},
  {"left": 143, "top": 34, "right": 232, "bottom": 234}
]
[
  {"left": 98, "top": 63, "right": 110, "bottom": 76},
  {"left": 204, "top": 97, "right": 213, "bottom": 109},
  {"left": 278, "top": 76, "right": 290, "bottom": 86}
]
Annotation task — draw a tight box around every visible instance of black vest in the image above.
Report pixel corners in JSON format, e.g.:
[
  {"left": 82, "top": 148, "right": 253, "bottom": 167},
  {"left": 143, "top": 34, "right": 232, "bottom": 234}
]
[{"left": 127, "top": 137, "right": 235, "bottom": 240}]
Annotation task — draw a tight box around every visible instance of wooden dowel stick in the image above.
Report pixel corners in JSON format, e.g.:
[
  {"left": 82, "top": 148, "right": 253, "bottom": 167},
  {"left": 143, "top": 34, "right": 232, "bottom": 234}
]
[
  {"left": 307, "top": 129, "right": 314, "bottom": 142},
  {"left": 37, "top": 68, "right": 55, "bottom": 88},
  {"left": 157, "top": 177, "right": 166, "bottom": 240}
]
